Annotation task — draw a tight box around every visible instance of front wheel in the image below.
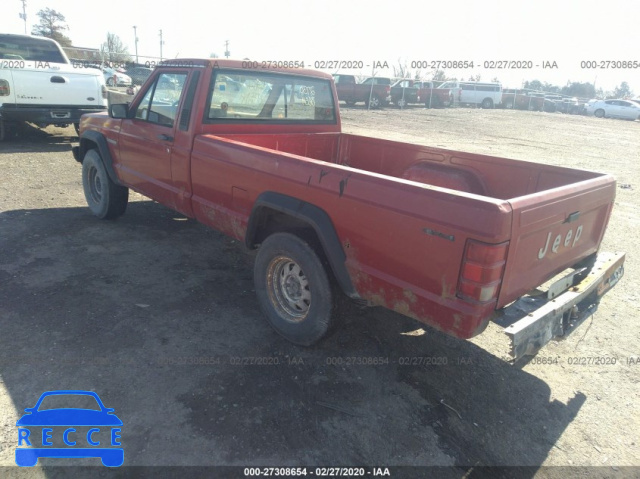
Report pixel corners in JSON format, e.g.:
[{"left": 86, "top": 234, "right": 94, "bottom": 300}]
[
  {"left": 82, "top": 149, "right": 129, "bottom": 219},
  {"left": 254, "top": 232, "right": 334, "bottom": 345},
  {"left": 366, "top": 95, "right": 381, "bottom": 109},
  {"left": 594, "top": 109, "right": 605, "bottom": 118}
]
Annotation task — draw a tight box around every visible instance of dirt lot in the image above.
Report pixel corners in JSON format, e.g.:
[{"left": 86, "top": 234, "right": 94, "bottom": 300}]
[{"left": 0, "top": 107, "right": 638, "bottom": 477}]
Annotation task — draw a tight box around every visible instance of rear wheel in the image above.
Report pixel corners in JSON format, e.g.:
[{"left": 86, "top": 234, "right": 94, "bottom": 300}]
[
  {"left": 82, "top": 149, "right": 129, "bottom": 219},
  {"left": 396, "top": 97, "right": 408, "bottom": 109},
  {"left": 594, "top": 109, "right": 605, "bottom": 118},
  {"left": 254, "top": 232, "right": 334, "bottom": 345},
  {"left": 481, "top": 98, "right": 494, "bottom": 109}
]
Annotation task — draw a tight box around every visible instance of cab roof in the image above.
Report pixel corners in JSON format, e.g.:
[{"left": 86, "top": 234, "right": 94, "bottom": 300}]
[{"left": 157, "top": 58, "right": 333, "bottom": 80}]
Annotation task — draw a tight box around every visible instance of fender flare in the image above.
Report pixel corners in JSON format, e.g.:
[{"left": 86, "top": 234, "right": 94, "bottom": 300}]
[
  {"left": 246, "top": 192, "right": 359, "bottom": 299},
  {"left": 75, "top": 130, "right": 124, "bottom": 186}
]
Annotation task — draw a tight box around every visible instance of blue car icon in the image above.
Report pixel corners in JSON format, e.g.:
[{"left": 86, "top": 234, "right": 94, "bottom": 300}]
[{"left": 16, "top": 390, "right": 123, "bottom": 467}]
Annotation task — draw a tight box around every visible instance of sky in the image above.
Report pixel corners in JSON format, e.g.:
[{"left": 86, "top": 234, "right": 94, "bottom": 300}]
[{"left": 3, "top": 0, "right": 640, "bottom": 94}]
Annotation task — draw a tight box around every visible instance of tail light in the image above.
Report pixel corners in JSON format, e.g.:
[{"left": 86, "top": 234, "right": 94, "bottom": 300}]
[
  {"left": 0, "top": 79, "right": 9, "bottom": 96},
  {"left": 457, "top": 240, "right": 509, "bottom": 303},
  {"left": 385, "top": 86, "right": 390, "bottom": 94},
  {"left": 101, "top": 84, "right": 107, "bottom": 99}
]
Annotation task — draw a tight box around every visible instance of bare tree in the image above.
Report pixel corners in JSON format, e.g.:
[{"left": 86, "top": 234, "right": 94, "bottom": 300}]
[
  {"left": 100, "top": 33, "right": 131, "bottom": 63},
  {"left": 431, "top": 70, "right": 448, "bottom": 82},
  {"left": 392, "top": 59, "right": 410, "bottom": 79},
  {"left": 31, "top": 8, "right": 72, "bottom": 47},
  {"left": 613, "top": 81, "right": 633, "bottom": 98}
]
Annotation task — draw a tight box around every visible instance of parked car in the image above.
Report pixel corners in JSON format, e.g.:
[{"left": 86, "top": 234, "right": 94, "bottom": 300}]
[
  {"left": 124, "top": 66, "right": 153, "bottom": 86},
  {"left": 439, "top": 81, "right": 502, "bottom": 108},
  {"left": 501, "top": 89, "right": 545, "bottom": 111},
  {"left": 555, "top": 97, "right": 582, "bottom": 114},
  {"left": 73, "top": 59, "right": 625, "bottom": 362},
  {"left": 390, "top": 79, "right": 420, "bottom": 108},
  {"left": 414, "top": 81, "right": 453, "bottom": 108},
  {"left": 333, "top": 74, "right": 391, "bottom": 108},
  {"left": 627, "top": 98, "right": 640, "bottom": 107},
  {"left": 102, "top": 66, "right": 132, "bottom": 87},
  {"left": 0, "top": 34, "right": 107, "bottom": 140},
  {"left": 585, "top": 99, "right": 640, "bottom": 120}
]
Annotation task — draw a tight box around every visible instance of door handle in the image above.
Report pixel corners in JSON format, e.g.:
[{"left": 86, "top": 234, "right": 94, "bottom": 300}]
[{"left": 157, "top": 134, "right": 173, "bottom": 141}]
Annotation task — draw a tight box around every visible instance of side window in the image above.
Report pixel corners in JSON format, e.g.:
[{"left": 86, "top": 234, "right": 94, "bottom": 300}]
[
  {"left": 133, "top": 72, "right": 188, "bottom": 127},
  {"left": 135, "top": 87, "right": 153, "bottom": 120}
]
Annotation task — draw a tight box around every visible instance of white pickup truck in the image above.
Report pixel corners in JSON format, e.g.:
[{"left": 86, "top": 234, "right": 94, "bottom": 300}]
[{"left": 0, "top": 34, "right": 107, "bottom": 140}]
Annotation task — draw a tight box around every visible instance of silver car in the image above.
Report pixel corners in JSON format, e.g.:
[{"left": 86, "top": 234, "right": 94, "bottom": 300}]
[{"left": 585, "top": 99, "right": 640, "bottom": 120}]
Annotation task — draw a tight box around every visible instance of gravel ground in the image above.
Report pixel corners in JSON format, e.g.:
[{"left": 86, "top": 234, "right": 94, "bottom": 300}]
[{"left": 0, "top": 107, "right": 638, "bottom": 477}]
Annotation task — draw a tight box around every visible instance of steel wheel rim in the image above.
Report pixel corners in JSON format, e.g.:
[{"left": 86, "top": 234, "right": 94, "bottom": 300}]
[
  {"left": 267, "top": 256, "right": 311, "bottom": 321},
  {"left": 88, "top": 166, "right": 103, "bottom": 204}
]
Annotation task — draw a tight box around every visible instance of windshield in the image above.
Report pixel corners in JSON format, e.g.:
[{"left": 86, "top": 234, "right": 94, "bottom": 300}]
[
  {"left": 0, "top": 34, "right": 67, "bottom": 63},
  {"left": 37, "top": 394, "right": 101, "bottom": 411},
  {"left": 207, "top": 70, "right": 335, "bottom": 123}
]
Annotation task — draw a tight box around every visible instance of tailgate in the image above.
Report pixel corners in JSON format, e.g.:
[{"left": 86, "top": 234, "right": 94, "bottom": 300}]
[
  {"left": 10, "top": 62, "right": 105, "bottom": 107},
  {"left": 497, "top": 175, "right": 616, "bottom": 308}
]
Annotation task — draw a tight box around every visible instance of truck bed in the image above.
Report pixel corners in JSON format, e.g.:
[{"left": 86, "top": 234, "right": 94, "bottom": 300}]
[
  {"left": 192, "top": 131, "right": 615, "bottom": 326},
  {"left": 214, "top": 132, "right": 602, "bottom": 199}
]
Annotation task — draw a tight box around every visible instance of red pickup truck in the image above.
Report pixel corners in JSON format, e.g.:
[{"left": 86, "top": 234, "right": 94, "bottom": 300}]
[
  {"left": 333, "top": 74, "right": 391, "bottom": 108},
  {"left": 73, "top": 59, "right": 625, "bottom": 361},
  {"left": 414, "top": 81, "right": 453, "bottom": 108}
]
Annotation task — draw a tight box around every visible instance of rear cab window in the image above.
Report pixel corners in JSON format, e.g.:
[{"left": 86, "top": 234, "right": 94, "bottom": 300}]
[
  {"left": 205, "top": 70, "right": 336, "bottom": 123},
  {"left": 0, "top": 34, "right": 67, "bottom": 63}
]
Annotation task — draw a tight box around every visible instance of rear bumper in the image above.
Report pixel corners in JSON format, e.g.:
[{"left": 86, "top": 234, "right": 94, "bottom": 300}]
[
  {"left": 495, "top": 251, "right": 625, "bottom": 362},
  {"left": 0, "top": 104, "right": 107, "bottom": 126}
]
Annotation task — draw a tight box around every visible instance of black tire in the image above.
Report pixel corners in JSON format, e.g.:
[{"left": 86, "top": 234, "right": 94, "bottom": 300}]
[
  {"left": 254, "top": 232, "right": 334, "bottom": 346},
  {"left": 73, "top": 123, "right": 80, "bottom": 135},
  {"left": 481, "top": 98, "right": 494, "bottom": 109},
  {"left": 396, "top": 97, "right": 408, "bottom": 109},
  {"left": 367, "top": 95, "right": 381, "bottom": 109},
  {"left": 0, "top": 119, "right": 7, "bottom": 142},
  {"left": 594, "top": 109, "right": 605, "bottom": 118},
  {"left": 82, "top": 149, "right": 128, "bottom": 219}
]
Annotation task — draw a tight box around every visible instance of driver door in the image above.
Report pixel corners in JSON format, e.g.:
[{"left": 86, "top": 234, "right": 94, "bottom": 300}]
[{"left": 117, "top": 71, "right": 188, "bottom": 205}]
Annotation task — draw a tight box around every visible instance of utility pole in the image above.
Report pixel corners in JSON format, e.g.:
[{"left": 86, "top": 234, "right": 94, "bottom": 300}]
[
  {"left": 133, "top": 25, "right": 139, "bottom": 64},
  {"left": 224, "top": 40, "right": 230, "bottom": 58},
  {"left": 159, "top": 29, "right": 164, "bottom": 61},
  {"left": 19, "top": 0, "right": 27, "bottom": 34}
]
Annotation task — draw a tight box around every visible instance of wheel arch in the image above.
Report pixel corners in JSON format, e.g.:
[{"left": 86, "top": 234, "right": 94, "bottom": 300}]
[
  {"left": 246, "top": 192, "right": 359, "bottom": 299},
  {"left": 75, "top": 130, "right": 124, "bottom": 186}
]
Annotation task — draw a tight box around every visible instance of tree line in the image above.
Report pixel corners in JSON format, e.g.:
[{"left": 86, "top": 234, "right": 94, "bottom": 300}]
[{"left": 30, "top": 8, "right": 131, "bottom": 63}]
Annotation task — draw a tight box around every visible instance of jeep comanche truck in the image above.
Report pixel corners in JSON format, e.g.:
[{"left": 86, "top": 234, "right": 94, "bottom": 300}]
[
  {"left": 333, "top": 74, "right": 391, "bottom": 109},
  {"left": 73, "top": 59, "right": 625, "bottom": 361}
]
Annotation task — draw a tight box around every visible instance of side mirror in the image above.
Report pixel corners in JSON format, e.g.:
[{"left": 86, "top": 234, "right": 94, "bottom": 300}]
[{"left": 109, "top": 103, "right": 129, "bottom": 119}]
